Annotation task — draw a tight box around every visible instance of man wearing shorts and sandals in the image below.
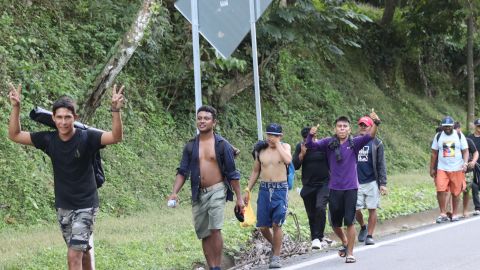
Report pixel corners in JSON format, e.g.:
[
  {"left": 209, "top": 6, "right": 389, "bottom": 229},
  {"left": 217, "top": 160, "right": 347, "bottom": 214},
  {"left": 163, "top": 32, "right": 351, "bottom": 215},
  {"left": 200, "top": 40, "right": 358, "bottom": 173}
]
[
  {"left": 306, "top": 111, "right": 381, "bottom": 264},
  {"left": 430, "top": 116, "right": 469, "bottom": 223},
  {"left": 245, "top": 123, "right": 292, "bottom": 268},
  {"left": 355, "top": 116, "right": 387, "bottom": 245},
  {"left": 7, "top": 82, "right": 125, "bottom": 270},
  {"left": 168, "top": 105, "right": 244, "bottom": 270}
]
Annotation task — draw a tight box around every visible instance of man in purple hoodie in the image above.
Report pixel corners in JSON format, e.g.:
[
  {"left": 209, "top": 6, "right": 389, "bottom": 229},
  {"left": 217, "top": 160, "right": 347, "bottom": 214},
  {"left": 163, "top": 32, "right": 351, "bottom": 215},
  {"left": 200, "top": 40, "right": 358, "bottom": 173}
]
[{"left": 306, "top": 111, "right": 380, "bottom": 263}]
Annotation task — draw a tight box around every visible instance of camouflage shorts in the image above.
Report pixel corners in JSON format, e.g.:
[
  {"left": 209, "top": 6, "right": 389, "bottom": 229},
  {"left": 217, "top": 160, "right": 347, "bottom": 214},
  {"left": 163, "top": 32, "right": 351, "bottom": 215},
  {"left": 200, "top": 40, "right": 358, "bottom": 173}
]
[
  {"left": 465, "top": 172, "right": 474, "bottom": 193},
  {"left": 56, "top": 207, "right": 98, "bottom": 251}
]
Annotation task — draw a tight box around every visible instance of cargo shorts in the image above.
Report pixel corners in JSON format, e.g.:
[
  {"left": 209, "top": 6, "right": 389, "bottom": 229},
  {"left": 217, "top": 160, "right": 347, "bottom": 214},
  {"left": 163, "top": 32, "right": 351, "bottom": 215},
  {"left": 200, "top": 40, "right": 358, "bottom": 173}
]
[{"left": 56, "top": 207, "right": 98, "bottom": 251}]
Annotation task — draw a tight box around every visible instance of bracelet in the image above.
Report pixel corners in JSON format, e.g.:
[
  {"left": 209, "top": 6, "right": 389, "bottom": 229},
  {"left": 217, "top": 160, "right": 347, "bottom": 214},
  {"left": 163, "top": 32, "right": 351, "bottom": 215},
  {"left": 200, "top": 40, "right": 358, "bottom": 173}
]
[
  {"left": 373, "top": 119, "right": 381, "bottom": 126},
  {"left": 110, "top": 108, "right": 120, "bottom": 112}
]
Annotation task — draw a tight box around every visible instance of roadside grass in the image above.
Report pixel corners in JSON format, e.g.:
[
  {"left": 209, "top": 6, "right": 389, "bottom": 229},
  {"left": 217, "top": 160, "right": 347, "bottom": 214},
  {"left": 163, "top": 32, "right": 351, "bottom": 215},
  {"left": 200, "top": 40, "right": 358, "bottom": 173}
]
[{"left": 1, "top": 172, "right": 436, "bottom": 269}]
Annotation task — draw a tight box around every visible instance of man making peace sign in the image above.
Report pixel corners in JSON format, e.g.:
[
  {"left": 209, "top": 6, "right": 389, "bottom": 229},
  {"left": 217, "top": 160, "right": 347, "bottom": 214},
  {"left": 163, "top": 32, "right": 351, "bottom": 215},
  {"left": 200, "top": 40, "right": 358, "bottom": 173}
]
[{"left": 7, "top": 82, "right": 125, "bottom": 270}]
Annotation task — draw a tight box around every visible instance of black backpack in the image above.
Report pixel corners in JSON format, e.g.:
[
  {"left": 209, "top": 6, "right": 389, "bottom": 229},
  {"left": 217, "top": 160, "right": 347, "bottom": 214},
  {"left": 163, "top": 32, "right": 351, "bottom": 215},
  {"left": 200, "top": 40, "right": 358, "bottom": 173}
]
[{"left": 30, "top": 107, "right": 106, "bottom": 188}]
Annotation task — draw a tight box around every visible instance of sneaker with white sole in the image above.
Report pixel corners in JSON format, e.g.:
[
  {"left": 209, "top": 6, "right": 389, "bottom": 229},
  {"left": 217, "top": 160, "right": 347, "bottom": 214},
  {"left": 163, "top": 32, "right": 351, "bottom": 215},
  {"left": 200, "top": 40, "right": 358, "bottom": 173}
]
[
  {"left": 269, "top": 256, "right": 282, "bottom": 268},
  {"left": 473, "top": 210, "right": 480, "bottom": 216},
  {"left": 365, "top": 236, "right": 375, "bottom": 245},
  {"left": 436, "top": 215, "right": 449, "bottom": 223},
  {"left": 311, "top": 239, "right": 322, "bottom": 249}
]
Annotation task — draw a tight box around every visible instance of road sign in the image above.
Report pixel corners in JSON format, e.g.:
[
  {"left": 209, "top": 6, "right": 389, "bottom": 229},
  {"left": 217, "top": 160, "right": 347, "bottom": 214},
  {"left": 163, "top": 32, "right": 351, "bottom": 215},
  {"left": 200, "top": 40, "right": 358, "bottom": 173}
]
[{"left": 175, "top": 0, "right": 272, "bottom": 59}]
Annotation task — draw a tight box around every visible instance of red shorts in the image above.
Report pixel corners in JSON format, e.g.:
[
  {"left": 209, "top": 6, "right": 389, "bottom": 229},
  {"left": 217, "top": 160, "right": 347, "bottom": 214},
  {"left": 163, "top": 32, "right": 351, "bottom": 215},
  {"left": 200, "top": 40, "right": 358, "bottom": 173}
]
[{"left": 435, "top": 170, "right": 466, "bottom": 196}]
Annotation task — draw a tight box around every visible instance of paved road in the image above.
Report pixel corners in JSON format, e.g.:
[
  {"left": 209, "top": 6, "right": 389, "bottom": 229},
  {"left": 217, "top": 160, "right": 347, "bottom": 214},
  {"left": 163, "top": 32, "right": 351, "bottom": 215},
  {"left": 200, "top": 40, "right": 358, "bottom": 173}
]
[{"left": 281, "top": 216, "right": 480, "bottom": 270}]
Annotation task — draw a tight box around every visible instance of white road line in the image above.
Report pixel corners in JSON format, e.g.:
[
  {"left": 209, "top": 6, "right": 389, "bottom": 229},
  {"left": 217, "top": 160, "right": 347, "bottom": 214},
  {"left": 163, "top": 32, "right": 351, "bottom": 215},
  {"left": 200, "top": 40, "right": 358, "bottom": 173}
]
[{"left": 282, "top": 216, "right": 480, "bottom": 270}]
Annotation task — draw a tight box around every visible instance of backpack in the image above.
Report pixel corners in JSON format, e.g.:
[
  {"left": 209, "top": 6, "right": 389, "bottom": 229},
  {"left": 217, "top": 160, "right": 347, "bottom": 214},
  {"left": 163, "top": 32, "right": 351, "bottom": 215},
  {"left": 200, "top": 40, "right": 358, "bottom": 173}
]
[
  {"left": 252, "top": 140, "right": 295, "bottom": 190},
  {"left": 47, "top": 130, "right": 106, "bottom": 188}
]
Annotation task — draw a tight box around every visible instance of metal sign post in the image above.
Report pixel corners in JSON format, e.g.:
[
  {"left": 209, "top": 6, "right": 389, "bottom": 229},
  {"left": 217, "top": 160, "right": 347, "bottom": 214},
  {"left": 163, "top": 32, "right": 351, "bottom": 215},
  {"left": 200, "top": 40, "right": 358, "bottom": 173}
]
[
  {"left": 191, "top": 0, "right": 202, "bottom": 114},
  {"left": 175, "top": 0, "right": 273, "bottom": 138},
  {"left": 250, "top": 0, "right": 263, "bottom": 140}
]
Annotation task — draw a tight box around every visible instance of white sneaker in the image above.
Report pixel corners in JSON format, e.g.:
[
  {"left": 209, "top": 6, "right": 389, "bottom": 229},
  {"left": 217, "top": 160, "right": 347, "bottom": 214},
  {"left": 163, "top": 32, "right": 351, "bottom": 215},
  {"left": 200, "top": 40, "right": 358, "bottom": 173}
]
[
  {"left": 311, "top": 238, "right": 322, "bottom": 249},
  {"left": 473, "top": 210, "right": 480, "bottom": 216}
]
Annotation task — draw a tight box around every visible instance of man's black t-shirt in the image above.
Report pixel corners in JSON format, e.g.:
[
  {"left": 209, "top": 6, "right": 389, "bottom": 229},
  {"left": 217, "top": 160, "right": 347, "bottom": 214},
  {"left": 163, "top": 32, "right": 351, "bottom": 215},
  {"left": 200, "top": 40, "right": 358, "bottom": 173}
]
[
  {"left": 467, "top": 134, "right": 480, "bottom": 163},
  {"left": 31, "top": 129, "right": 103, "bottom": 209},
  {"left": 293, "top": 142, "right": 329, "bottom": 186}
]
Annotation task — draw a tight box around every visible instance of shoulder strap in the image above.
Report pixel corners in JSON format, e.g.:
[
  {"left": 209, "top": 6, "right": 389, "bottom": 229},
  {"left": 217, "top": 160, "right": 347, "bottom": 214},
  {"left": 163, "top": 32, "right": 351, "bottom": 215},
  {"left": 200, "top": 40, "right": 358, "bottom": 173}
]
[
  {"left": 186, "top": 138, "right": 196, "bottom": 158},
  {"left": 436, "top": 132, "right": 441, "bottom": 142}
]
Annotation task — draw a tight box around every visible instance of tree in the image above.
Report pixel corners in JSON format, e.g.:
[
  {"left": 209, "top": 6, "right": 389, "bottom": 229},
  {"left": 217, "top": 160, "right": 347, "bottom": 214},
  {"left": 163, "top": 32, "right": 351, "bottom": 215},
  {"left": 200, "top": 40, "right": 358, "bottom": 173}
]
[
  {"left": 80, "top": 0, "right": 155, "bottom": 122},
  {"left": 380, "top": 0, "right": 398, "bottom": 26},
  {"left": 467, "top": 12, "right": 475, "bottom": 128}
]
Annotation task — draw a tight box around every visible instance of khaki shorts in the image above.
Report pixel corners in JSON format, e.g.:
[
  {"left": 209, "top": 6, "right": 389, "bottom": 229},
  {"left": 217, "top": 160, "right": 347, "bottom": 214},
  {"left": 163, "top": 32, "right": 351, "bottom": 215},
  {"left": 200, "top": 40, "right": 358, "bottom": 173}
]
[
  {"left": 356, "top": 181, "right": 380, "bottom": 210},
  {"left": 435, "top": 170, "right": 466, "bottom": 196},
  {"left": 192, "top": 183, "right": 226, "bottom": 239},
  {"left": 56, "top": 207, "right": 98, "bottom": 251}
]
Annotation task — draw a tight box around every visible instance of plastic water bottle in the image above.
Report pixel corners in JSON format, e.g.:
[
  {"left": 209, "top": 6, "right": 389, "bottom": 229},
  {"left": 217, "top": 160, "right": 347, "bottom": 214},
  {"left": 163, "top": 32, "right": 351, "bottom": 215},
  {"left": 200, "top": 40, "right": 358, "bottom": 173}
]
[{"left": 167, "top": 199, "right": 177, "bottom": 208}]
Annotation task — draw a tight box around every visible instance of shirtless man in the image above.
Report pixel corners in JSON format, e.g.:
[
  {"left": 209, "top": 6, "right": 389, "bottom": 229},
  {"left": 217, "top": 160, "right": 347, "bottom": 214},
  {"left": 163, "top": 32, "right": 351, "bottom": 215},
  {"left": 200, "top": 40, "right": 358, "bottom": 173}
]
[
  {"left": 168, "top": 105, "right": 243, "bottom": 270},
  {"left": 244, "top": 123, "right": 292, "bottom": 269}
]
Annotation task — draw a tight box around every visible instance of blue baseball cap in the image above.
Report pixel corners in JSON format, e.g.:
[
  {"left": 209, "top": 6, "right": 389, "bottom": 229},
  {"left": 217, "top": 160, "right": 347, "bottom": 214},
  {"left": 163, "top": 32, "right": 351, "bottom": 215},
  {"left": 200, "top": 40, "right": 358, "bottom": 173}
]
[
  {"left": 266, "top": 123, "right": 283, "bottom": 135},
  {"left": 474, "top": 119, "right": 480, "bottom": 126}
]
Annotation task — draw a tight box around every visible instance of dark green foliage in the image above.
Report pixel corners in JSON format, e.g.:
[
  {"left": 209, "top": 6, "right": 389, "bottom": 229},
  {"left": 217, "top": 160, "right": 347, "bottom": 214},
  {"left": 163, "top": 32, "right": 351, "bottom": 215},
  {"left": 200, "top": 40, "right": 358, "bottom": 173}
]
[{"left": 0, "top": 0, "right": 474, "bottom": 228}]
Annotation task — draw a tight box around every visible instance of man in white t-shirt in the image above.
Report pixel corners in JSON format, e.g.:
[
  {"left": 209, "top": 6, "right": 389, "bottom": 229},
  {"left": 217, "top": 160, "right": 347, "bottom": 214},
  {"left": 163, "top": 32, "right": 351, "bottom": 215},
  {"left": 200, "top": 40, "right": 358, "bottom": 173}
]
[{"left": 430, "top": 116, "right": 469, "bottom": 223}]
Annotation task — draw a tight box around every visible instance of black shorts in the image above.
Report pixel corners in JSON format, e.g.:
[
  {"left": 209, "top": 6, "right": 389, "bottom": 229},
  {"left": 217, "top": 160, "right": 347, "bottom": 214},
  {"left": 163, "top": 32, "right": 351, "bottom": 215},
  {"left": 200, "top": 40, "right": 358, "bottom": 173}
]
[{"left": 328, "top": 189, "right": 357, "bottom": 227}]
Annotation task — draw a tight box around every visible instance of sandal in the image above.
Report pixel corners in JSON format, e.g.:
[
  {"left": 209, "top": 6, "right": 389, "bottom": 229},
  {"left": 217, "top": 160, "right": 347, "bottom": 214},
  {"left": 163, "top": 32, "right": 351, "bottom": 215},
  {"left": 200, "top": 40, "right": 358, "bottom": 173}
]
[
  {"left": 338, "top": 245, "right": 347, "bottom": 257},
  {"left": 345, "top": 255, "right": 356, "bottom": 263}
]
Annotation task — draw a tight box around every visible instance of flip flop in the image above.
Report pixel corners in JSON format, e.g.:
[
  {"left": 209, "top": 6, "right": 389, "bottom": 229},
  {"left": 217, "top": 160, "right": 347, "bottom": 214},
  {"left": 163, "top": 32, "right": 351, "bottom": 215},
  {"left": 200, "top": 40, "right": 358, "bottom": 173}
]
[
  {"left": 338, "top": 245, "right": 347, "bottom": 257},
  {"left": 345, "top": 255, "right": 356, "bottom": 263}
]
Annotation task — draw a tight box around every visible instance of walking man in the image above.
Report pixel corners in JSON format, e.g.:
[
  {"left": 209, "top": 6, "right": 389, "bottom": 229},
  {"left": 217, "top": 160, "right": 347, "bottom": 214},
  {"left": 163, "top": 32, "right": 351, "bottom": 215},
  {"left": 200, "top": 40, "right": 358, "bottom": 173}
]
[
  {"left": 466, "top": 120, "right": 480, "bottom": 216},
  {"left": 430, "top": 116, "right": 469, "bottom": 223},
  {"left": 245, "top": 123, "right": 292, "bottom": 268},
  {"left": 355, "top": 116, "right": 387, "bottom": 245},
  {"left": 8, "top": 82, "right": 125, "bottom": 270},
  {"left": 167, "top": 105, "right": 244, "bottom": 270},
  {"left": 453, "top": 122, "right": 478, "bottom": 217},
  {"left": 292, "top": 127, "right": 331, "bottom": 249},
  {"left": 306, "top": 111, "right": 381, "bottom": 263}
]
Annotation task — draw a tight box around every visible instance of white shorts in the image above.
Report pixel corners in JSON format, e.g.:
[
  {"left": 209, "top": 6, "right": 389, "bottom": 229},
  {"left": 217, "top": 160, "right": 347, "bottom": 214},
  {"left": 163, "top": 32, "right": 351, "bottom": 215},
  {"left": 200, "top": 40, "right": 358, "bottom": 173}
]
[{"left": 356, "top": 181, "right": 380, "bottom": 210}]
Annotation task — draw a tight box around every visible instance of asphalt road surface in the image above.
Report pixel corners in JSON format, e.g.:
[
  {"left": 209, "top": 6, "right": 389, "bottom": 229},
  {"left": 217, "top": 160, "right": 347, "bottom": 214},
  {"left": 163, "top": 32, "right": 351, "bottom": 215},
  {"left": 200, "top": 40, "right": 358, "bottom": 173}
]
[{"left": 280, "top": 216, "right": 480, "bottom": 270}]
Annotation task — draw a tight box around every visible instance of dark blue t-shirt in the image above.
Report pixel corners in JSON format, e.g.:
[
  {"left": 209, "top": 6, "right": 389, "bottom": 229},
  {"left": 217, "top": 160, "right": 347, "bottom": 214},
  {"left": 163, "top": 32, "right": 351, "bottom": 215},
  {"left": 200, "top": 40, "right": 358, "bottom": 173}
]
[{"left": 357, "top": 140, "right": 376, "bottom": 184}]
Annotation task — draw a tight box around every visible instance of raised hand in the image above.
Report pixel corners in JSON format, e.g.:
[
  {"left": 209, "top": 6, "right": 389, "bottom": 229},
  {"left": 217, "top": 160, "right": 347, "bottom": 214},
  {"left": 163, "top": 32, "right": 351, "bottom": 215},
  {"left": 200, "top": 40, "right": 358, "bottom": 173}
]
[
  {"left": 8, "top": 83, "right": 22, "bottom": 107},
  {"left": 310, "top": 124, "right": 319, "bottom": 136},
  {"left": 369, "top": 108, "right": 380, "bottom": 122},
  {"left": 111, "top": 84, "right": 125, "bottom": 110}
]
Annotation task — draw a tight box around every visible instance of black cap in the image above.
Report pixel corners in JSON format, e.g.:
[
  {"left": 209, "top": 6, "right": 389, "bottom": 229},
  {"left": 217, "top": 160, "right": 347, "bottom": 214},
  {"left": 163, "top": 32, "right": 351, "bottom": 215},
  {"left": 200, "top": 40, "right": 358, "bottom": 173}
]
[
  {"left": 475, "top": 119, "right": 480, "bottom": 126},
  {"left": 266, "top": 123, "right": 283, "bottom": 135}
]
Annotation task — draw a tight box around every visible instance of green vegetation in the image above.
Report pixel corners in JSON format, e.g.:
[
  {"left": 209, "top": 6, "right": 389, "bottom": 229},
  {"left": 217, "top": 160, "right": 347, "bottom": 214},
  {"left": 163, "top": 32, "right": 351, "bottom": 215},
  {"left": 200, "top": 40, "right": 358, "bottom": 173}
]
[
  {"left": 0, "top": 0, "right": 478, "bottom": 268},
  {"left": 0, "top": 173, "right": 435, "bottom": 269}
]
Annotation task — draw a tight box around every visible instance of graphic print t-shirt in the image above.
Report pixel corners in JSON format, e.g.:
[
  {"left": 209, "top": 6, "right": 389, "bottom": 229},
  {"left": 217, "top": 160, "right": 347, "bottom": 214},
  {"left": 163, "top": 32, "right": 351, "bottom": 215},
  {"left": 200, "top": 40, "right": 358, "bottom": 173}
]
[
  {"left": 357, "top": 140, "right": 376, "bottom": 184},
  {"left": 431, "top": 131, "right": 468, "bottom": 171}
]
